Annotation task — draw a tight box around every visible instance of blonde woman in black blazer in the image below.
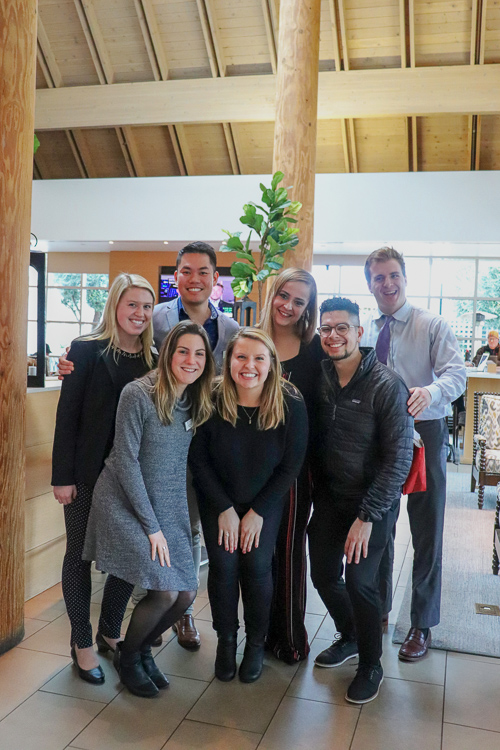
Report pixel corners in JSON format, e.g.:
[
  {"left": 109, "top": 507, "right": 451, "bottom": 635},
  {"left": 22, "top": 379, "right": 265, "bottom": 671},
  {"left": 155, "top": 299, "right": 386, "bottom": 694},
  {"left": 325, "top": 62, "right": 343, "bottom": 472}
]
[{"left": 52, "top": 273, "right": 156, "bottom": 685}]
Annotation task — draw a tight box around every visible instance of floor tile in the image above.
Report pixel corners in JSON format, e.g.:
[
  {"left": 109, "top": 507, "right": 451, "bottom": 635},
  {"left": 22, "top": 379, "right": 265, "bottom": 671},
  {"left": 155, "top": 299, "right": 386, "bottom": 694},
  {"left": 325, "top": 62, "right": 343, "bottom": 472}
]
[
  {"left": 305, "top": 578, "right": 327, "bottom": 616},
  {"left": 442, "top": 723, "right": 500, "bottom": 749},
  {"left": 381, "top": 627, "right": 446, "bottom": 685},
  {"left": 0, "top": 690, "right": 103, "bottom": 750},
  {"left": 449, "top": 651, "right": 500, "bottom": 667},
  {"left": 154, "top": 619, "right": 218, "bottom": 682},
  {"left": 259, "top": 696, "right": 359, "bottom": 750},
  {"left": 23, "top": 618, "right": 49, "bottom": 640},
  {"left": 0, "top": 647, "right": 70, "bottom": 722},
  {"left": 315, "top": 614, "right": 337, "bottom": 641},
  {"left": 72, "top": 675, "right": 209, "bottom": 750},
  {"left": 40, "top": 651, "right": 123, "bottom": 703},
  {"left": 304, "top": 612, "right": 325, "bottom": 641},
  {"left": 393, "top": 542, "right": 409, "bottom": 573},
  {"left": 286, "top": 637, "right": 358, "bottom": 706},
  {"left": 24, "top": 583, "right": 66, "bottom": 622},
  {"left": 388, "top": 586, "right": 406, "bottom": 626},
  {"left": 445, "top": 652, "right": 500, "bottom": 732},
  {"left": 162, "top": 719, "right": 261, "bottom": 749},
  {"left": 187, "top": 656, "right": 295, "bottom": 734},
  {"left": 20, "top": 604, "right": 101, "bottom": 657},
  {"left": 351, "top": 676, "right": 443, "bottom": 750}
]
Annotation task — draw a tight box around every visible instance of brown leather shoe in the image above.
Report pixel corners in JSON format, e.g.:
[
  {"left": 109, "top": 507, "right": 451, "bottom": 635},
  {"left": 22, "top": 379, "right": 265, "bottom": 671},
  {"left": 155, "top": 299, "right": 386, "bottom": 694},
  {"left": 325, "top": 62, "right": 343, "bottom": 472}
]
[
  {"left": 172, "top": 614, "right": 201, "bottom": 650},
  {"left": 398, "top": 627, "right": 431, "bottom": 662}
]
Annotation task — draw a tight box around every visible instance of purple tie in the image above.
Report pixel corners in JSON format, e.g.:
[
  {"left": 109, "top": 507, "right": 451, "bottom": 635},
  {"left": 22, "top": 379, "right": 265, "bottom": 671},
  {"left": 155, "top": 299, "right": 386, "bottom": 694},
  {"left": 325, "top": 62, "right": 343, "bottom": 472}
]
[{"left": 375, "top": 315, "right": 393, "bottom": 365}]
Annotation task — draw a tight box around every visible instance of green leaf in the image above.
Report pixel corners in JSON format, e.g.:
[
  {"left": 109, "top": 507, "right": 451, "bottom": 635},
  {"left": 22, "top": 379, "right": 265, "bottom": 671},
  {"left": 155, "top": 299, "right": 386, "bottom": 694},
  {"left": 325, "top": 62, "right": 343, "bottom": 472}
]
[
  {"left": 288, "top": 201, "right": 302, "bottom": 215},
  {"left": 231, "top": 261, "right": 254, "bottom": 278},
  {"left": 245, "top": 233, "right": 252, "bottom": 252},
  {"left": 266, "top": 261, "right": 284, "bottom": 270},
  {"left": 275, "top": 187, "right": 288, "bottom": 202},
  {"left": 236, "top": 251, "right": 256, "bottom": 264},
  {"left": 34, "top": 134, "right": 40, "bottom": 154},
  {"left": 262, "top": 189, "right": 275, "bottom": 207},
  {"left": 285, "top": 217, "right": 298, "bottom": 224},
  {"left": 256, "top": 269, "right": 270, "bottom": 281},
  {"left": 226, "top": 235, "right": 244, "bottom": 250},
  {"left": 259, "top": 183, "right": 267, "bottom": 193},
  {"left": 271, "top": 171, "right": 284, "bottom": 191},
  {"left": 242, "top": 203, "right": 256, "bottom": 216}
]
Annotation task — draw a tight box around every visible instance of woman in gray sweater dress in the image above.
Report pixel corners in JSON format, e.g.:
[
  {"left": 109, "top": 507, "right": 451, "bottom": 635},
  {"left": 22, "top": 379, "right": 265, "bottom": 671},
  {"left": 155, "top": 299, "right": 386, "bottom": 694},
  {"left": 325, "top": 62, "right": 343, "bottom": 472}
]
[{"left": 84, "top": 321, "right": 215, "bottom": 697}]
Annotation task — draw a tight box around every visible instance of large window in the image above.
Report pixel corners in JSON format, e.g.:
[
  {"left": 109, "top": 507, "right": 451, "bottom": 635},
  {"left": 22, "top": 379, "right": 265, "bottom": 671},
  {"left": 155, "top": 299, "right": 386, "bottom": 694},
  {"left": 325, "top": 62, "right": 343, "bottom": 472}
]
[
  {"left": 312, "top": 258, "right": 500, "bottom": 360},
  {"left": 44, "top": 273, "right": 109, "bottom": 368}
]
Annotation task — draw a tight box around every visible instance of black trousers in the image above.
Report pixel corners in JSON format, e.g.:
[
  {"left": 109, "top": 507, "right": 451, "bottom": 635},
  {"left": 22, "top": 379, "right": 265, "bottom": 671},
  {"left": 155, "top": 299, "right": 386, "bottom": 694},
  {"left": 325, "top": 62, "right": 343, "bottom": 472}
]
[
  {"left": 62, "top": 483, "right": 133, "bottom": 648},
  {"left": 200, "top": 501, "right": 283, "bottom": 640},
  {"left": 378, "top": 418, "right": 448, "bottom": 628},
  {"left": 308, "top": 498, "right": 399, "bottom": 666}
]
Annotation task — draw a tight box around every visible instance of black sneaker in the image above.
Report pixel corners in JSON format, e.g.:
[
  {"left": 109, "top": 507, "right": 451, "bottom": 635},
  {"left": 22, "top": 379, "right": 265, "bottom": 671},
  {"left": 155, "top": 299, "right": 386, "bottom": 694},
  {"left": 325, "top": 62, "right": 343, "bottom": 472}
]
[
  {"left": 314, "top": 635, "right": 358, "bottom": 668},
  {"left": 345, "top": 663, "right": 383, "bottom": 704}
]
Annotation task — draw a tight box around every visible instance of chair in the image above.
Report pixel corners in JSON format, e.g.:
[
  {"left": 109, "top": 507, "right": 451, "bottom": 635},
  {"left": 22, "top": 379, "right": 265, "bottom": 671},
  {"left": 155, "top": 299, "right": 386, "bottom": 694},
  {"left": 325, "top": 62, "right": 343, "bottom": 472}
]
[{"left": 471, "top": 392, "right": 500, "bottom": 509}]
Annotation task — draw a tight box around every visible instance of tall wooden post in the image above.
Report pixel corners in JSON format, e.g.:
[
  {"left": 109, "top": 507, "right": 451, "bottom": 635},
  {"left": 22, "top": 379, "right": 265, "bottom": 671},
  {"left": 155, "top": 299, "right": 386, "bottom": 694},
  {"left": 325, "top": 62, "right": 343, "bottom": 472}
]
[
  {"left": 272, "top": 0, "right": 321, "bottom": 271},
  {"left": 0, "top": 0, "right": 38, "bottom": 654}
]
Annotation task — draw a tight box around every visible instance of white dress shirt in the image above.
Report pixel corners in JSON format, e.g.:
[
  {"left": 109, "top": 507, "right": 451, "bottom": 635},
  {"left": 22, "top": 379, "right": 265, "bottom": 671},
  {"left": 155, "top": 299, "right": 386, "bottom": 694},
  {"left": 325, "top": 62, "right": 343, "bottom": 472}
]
[{"left": 361, "top": 300, "right": 466, "bottom": 421}]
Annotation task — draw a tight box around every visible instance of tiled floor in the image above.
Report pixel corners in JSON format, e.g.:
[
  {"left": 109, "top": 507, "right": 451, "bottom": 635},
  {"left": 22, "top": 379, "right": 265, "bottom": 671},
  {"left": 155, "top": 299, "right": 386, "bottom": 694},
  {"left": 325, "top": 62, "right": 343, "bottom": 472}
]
[{"left": 2, "top": 468, "right": 500, "bottom": 749}]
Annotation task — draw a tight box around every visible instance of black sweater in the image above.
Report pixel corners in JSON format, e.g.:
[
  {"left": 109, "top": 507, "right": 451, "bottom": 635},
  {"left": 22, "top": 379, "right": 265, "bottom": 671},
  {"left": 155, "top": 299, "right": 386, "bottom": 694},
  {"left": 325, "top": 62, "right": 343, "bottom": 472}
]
[
  {"left": 189, "top": 389, "right": 308, "bottom": 519},
  {"left": 312, "top": 347, "right": 414, "bottom": 522}
]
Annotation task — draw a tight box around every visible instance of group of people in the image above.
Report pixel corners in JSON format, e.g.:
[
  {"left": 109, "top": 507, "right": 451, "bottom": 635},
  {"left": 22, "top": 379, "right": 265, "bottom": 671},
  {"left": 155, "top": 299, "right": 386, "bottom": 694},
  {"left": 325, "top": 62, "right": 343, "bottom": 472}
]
[{"left": 52, "top": 242, "right": 466, "bottom": 705}]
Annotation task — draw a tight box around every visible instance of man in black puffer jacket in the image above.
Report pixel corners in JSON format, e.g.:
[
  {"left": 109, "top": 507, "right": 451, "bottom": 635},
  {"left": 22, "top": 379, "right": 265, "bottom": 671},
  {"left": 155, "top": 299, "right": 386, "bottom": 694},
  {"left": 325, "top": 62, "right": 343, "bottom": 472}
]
[{"left": 309, "top": 297, "right": 413, "bottom": 705}]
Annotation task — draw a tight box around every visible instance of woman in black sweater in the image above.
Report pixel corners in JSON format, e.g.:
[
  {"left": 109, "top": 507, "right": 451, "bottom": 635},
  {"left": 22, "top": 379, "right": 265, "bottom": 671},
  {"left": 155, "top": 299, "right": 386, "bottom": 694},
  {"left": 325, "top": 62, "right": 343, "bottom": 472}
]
[
  {"left": 52, "top": 273, "right": 156, "bottom": 685},
  {"left": 189, "top": 328, "right": 308, "bottom": 683},
  {"left": 258, "top": 268, "right": 323, "bottom": 663}
]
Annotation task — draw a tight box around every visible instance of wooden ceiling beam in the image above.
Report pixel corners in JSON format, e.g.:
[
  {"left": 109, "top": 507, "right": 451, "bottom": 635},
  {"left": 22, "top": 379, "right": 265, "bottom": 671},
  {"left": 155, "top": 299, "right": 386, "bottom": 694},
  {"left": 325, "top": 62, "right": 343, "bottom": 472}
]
[
  {"left": 198, "top": 0, "right": 225, "bottom": 77},
  {"left": 35, "top": 65, "right": 500, "bottom": 130},
  {"left": 328, "top": 0, "right": 349, "bottom": 171},
  {"left": 261, "top": 0, "right": 278, "bottom": 73},
  {"left": 73, "top": 0, "right": 114, "bottom": 84},
  {"left": 168, "top": 125, "right": 187, "bottom": 176},
  {"left": 469, "top": 0, "right": 487, "bottom": 170},
  {"left": 174, "top": 125, "right": 195, "bottom": 175},
  {"left": 133, "top": 0, "right": 169, "bottom": 81}
]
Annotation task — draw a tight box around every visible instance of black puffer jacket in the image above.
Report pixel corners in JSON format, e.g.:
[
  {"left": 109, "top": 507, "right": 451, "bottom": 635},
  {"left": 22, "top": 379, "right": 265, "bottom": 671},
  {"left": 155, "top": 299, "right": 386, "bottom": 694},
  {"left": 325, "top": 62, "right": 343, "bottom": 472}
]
[{"left": 312, "top": 347, "right": 414, "bottom": 522}]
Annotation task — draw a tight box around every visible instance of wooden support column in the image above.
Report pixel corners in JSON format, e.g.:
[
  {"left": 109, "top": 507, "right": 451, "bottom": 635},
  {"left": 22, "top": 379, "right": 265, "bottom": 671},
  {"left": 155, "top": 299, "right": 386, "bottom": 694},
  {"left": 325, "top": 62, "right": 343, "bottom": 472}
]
[
  {"left": 272, "top": 0, "right": 321, "bottom": 271},
  {"left": 0, "top": 0, "right": 37, "bottom": 653}
]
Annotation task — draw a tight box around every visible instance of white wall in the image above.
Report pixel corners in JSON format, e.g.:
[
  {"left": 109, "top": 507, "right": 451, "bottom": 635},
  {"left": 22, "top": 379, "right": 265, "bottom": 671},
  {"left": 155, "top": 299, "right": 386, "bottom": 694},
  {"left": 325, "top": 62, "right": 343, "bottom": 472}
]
[{"left": 31, "top": 171, "right": 500, "bottom": 246}]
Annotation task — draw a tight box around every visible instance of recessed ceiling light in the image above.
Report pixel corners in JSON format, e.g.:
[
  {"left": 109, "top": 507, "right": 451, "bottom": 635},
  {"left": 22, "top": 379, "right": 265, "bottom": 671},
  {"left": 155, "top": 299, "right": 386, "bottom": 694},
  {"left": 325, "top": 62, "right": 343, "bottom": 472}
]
[
  {"left": 163, "top": 241, "right": 169, "bottom": 245},
  {"left": 109, "top": 240, "right": 114, "bottom": 245}
]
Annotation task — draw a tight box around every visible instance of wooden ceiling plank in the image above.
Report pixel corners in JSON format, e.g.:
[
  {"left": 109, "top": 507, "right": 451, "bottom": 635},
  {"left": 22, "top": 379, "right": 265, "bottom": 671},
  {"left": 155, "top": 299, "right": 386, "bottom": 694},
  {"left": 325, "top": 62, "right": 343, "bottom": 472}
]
[
  {"left": 337, "top": 0, "right": 350, "bottom": 71},
  {"left": 223, "top": 123, "right": 240, "bottom": 174},
  {"left": 399, "top": 0, "right": 407, "bottom": 68},
  {"left": 132, "top": 0, "right": 162, "bottom": 81},
  {"left": 174, "top": 125, "right": 195, "bottom": 175},
  {"left": 200, "top": 0, "right": 226, "bottom": 76},
  {"left": 168, "top": 125, "right": 187, "bottom": 176},
  {"left": 411, "top": 115, "right": 418, "bottom": 171},
  {"left": 115, "top": 127, "right": 138, "bottom": 177},
  {"left": 409, "top": 0, "right": 415, "bottom": 68},
  {"left": 195, "top": 0, "right": 219, "bottom": 77},
  {"left": 136, "top": 0, "right": 170, "bottom": 80},
  {"left": 36, "top": 64, "right": 500, "bottom": 129},
  {"left": 122, "top": 126, "right": 146, "bottom": 176},
  {"left": 37, "top": 17, "right": 63, "bottom": 88},
  {"left": 327, "top": 0, "right": 342, "bottom": 70},
  {"left": 475, "top": 114, "right": 482, "bottom": 169},
  {"left": 73, "top": 0, "right": 113, "bottom": 84},
  {"left": 261, "top": 0, "right": 277, "bottom": 73}
]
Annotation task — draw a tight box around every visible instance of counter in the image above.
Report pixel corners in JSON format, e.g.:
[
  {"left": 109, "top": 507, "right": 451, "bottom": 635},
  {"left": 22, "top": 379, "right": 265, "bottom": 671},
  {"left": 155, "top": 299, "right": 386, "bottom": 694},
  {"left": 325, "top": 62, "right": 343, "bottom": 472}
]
[{"left": 463, "top": 370, "right": 500, "bottom": 464}]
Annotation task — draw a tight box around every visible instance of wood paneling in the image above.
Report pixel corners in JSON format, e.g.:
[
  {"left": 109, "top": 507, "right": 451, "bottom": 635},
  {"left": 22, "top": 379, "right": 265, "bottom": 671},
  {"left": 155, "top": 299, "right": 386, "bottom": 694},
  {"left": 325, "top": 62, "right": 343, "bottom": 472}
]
[
  {"left": 316, "top": 119, "right": 347, "bottom": 172},
  {"left": 344, "top": 0, "right": 402, "bottom": 69},
  {"left": 26, "top": 443, "right": 53, "bottom": 501},
  {"left": 414, "top": 0, "right": 473, "bottom": 66},
  {"left": 354, "top": 117, "right": 408, "bottom": 172},
  {"left": 418, "top": 115, "right": 470, "bottom": 171},
  {"left": 232, "top": 122, "right": 274, "bottom": 173},
  {"left": 479, "top": 114, "right": 500, "bottom": 168},
  {"left": 34, "top": 131, "right": 83, "bottom": 180},
  {"left": 25, "top": 493, "right": 65, "bottom": 553},
  {"left": 26, "top": 390, "right": 60, "bottom": 449},
  {"left": 179, "top": 124, "right": 233, "bottom": 174},
  {"left": 25, "top": 536, "right": 66, "bottom": 601},
  {"left": 155, "top": 0, "right": 212, "bottom": 78},
  {"left": 126, "top": 126, "right": 183, "bottom": 176}
]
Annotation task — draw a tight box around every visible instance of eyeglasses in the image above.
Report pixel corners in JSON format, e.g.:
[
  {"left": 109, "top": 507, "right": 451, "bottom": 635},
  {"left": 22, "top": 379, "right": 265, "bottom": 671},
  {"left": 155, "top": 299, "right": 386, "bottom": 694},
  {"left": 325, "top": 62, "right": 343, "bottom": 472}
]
[{"left": 317, "top": 324, "right": 359, "bottom": 337}]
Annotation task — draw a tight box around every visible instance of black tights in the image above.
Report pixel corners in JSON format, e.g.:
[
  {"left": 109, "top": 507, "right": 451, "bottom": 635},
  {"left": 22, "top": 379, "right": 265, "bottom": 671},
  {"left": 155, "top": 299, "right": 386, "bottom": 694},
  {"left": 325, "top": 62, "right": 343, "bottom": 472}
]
[{"left": 122, "top": 588, "right": 196, "bottom": 654}]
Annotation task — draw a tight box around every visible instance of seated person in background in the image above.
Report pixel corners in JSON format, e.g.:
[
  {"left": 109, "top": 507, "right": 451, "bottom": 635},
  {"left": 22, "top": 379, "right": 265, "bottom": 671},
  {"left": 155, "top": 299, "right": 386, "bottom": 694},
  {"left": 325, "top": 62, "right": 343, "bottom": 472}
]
[{"left": 471, "top": 330, "right": 500, "bottom": 366}]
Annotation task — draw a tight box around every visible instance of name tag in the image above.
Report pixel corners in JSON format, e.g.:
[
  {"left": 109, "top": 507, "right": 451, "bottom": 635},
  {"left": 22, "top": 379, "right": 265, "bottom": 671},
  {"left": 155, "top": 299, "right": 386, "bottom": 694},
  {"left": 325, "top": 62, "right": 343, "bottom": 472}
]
[{"left": 184, "top": 418, "right": 193, "bottom": 431}]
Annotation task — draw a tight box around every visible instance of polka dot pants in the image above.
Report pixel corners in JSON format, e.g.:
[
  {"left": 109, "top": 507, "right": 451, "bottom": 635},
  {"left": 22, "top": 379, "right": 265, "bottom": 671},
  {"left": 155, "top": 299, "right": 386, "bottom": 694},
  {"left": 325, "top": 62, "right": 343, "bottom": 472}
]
[{"left": 62, "top": 483, "right": 133, "bottom": 648}]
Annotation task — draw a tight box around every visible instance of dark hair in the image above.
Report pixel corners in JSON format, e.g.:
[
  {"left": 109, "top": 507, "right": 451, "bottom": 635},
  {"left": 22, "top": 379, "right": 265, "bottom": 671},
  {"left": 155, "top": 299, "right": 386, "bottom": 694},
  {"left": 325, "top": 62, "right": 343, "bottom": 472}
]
[
  {"left": 364, "top": 246, "right": 406, "bottom": 285},
  {"left": 319, "top": 297, "right": 360, "bottom": 325},
  {"left": 176, "top": 242, "right": 217, "bottom": 272}
]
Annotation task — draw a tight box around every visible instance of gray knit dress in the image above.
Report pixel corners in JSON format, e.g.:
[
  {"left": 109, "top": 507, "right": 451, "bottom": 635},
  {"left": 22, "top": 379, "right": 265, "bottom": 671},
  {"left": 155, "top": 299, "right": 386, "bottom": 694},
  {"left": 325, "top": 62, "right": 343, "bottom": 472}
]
[{"left": 83, "top": 373, "right": 197, "bottom": 591}]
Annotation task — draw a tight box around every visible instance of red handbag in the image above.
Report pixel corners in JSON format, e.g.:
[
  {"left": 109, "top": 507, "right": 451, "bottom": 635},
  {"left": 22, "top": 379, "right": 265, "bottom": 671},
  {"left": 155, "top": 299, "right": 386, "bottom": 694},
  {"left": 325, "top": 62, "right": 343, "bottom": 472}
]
[{"left": 402, "top": 439, "right": 427, "bottom": 494}]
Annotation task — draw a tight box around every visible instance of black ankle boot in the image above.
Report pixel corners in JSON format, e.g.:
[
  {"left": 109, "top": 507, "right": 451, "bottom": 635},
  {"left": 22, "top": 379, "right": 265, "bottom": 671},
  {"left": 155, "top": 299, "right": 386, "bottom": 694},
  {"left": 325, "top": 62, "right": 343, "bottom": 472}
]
[
  {"left": 114, "top": 642, "right": 159, "bottom": 698},
  {"left": 239, "top": 638, "right": 265, "bottom": 683},
  {"left": 215, "top": 634, "right": 237, "bottom": 681},
  {"left": 140, "top": 646, "right": 169, "bottom": 689}
]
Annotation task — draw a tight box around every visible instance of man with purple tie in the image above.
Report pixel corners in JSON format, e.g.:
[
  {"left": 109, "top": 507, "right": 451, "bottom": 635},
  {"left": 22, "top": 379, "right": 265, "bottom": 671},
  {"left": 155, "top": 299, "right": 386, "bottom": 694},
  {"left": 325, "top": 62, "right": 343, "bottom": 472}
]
[{"left": 362, "top": 247, "right": 466, "bottom": 662}]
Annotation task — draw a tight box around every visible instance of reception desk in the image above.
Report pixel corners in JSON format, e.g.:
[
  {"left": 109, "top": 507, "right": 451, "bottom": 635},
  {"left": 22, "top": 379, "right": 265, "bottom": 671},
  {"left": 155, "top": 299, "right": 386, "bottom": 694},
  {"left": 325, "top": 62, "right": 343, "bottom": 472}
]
[{"left": 463, "top": 371, "right": 500, "bottom": 464}]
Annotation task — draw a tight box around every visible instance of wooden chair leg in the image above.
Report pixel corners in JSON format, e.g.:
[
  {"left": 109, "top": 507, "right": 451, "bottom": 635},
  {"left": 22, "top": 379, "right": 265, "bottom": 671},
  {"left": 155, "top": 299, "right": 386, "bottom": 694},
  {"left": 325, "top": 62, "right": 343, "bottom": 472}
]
[
  {"left": 478, "top": 484, "right": 485, "bottom": 510},
  {"left": 471, "top": 474, "right": 476, "bottom": 493}
]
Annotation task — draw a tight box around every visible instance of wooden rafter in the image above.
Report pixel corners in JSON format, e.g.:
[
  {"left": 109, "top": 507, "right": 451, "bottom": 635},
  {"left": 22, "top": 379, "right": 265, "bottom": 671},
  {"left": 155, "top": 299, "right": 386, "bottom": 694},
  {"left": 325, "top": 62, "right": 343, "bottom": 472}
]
[
  {"left": 35, "top": 65, "right": 500, "bottom": 130},
  {"left": 261, "top": 0, "right": 277, "bottom": 73},
  {"left": 334, "top": 0, "right": 357, "bottom": 171},
  {"left": 168, "top": 125, "right": 187, "bottom": 176},
  {"left": 133, "top": 0, "right": 169, "bottom": 81},
  {"left": 469, "top": 0, "right": 488, "bottom": 170},
  {"left": 327, "top": 0, "right": 349, "bottom": 172},
  {"left": 65, "top": 130, "right": 89, "bottom": 178},
  {"left": 200, "top": 0, "right": 225, "bottom": 76},
  {"left": 33, "top": 161, "right": 43, "bottom": 180},
  {"left": 72, "top": 131, "right": 98, "bottom": 178},
  {"left": 195, "top": 0, "right": 219, "bottom": 77},
  {"left": 174, "top": 125, "right": 195, "bottom": 175}
]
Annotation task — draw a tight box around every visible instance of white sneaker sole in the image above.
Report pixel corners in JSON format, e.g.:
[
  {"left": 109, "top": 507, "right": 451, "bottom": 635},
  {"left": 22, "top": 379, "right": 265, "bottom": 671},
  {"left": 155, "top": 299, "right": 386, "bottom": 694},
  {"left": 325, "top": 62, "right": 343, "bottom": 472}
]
[
  {"left": 345, "top": 674, "right": 384, "bottom": 704},
  {"left": 314, "top": 652, "right": 358, "bottom": 668}
]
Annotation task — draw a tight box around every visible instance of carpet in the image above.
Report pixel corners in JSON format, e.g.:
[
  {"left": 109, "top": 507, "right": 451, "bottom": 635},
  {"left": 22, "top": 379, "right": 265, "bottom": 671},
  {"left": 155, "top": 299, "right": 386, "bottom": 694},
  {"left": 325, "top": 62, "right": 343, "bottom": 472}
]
[{"left": 393, "top": 470, "right": 500, "bottom": 657}]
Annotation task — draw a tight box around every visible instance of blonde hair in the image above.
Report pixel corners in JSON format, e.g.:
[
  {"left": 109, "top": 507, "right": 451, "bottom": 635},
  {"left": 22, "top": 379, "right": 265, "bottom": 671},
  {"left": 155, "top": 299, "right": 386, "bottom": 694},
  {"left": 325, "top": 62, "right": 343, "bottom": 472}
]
[
  {"left": 258, "top": 267, "right": 318, "bottom": 344},
  {"left": 216, "top": 328, "right": 297, "bottom": 430},
  {"left": 80, "top": 273, "right": 156, "bottom": 368},
  {"left": 150, "top": 322, "right": 215, "bottom": 430}
]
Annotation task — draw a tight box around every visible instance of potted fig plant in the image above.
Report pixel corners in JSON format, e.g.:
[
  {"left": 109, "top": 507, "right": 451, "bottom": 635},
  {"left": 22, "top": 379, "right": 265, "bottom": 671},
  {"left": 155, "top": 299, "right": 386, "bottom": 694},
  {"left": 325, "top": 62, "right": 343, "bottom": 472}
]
[{"left": 220, "top": 171, "right": 301, "bottom": 314}]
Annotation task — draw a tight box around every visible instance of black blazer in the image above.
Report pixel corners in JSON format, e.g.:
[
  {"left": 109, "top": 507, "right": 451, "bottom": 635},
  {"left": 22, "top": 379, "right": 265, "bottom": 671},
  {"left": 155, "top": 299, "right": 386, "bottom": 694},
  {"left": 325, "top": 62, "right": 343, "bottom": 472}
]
[{"left": 51, "top": 339, "right": 154, "bottom": 488}]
